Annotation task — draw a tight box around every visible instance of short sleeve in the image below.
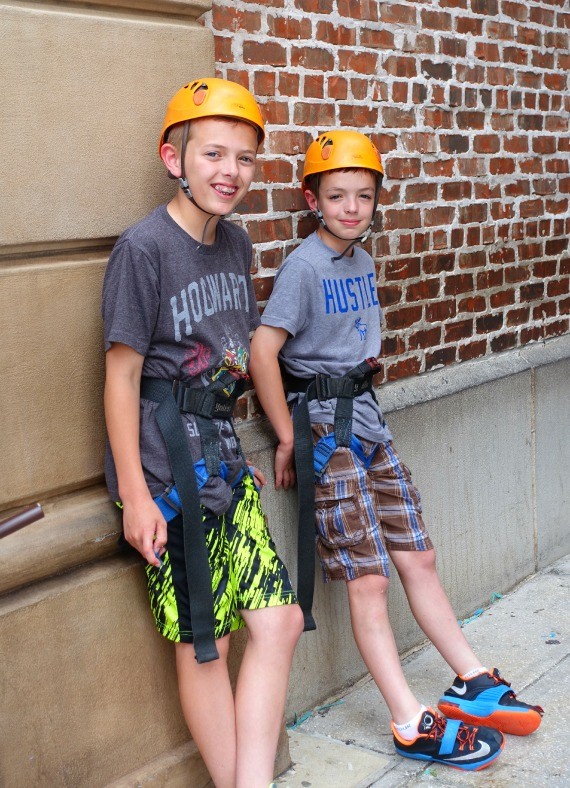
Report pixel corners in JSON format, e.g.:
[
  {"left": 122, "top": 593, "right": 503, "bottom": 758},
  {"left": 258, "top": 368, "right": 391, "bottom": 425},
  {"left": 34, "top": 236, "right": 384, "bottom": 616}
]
[
  {"left": 102, "top": 238, "right": 160, "bottom": 356},
  {"left": 261, "top": 255, "right": 310, "bottom": 337}
]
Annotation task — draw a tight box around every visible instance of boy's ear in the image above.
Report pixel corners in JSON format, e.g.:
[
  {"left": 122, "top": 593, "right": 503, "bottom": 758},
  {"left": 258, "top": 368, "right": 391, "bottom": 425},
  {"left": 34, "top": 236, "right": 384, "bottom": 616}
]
[
  {"left": 304, "top": 189, "right": 318, "bottom": 212},
  {"left": 160, "top": 143, "right": 182, "bottom": 179}
]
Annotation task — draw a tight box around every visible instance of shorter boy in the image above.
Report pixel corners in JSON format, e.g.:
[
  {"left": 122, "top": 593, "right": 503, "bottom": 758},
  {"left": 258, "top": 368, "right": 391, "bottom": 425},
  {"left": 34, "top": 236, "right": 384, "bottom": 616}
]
[
  {"left": 250, "top": 129, "right": 543, "bottom": 771},
  {"left": 103, "top": 78, "right": 303, "bottom": 788}
]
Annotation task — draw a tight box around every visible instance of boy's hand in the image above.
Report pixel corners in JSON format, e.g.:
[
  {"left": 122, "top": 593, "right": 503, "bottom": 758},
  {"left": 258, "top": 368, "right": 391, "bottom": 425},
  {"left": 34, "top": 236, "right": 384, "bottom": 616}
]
[
  {"left": 121, "top": 496, "right": 167, "bottom": 568},
  {"left": 275, "top": 442, "right": 296, "bottom": 490},
  {"left": 246, "top": 461, "right": 267, "bottom": 489}
]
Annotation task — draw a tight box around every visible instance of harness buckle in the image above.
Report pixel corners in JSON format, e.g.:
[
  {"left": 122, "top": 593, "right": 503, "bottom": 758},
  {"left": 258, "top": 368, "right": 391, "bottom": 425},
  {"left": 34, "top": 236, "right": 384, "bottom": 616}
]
[{"left": 315, "top": 373, "right": 332, "bottom": 403}]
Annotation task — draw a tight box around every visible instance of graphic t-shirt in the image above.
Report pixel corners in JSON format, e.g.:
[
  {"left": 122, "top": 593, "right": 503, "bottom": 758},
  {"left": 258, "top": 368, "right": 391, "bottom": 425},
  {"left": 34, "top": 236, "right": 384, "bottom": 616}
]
[
  {"left": 102, "top": 203, "right": 260, "bottom": 513},
  {"left": 261, "top": 232, "right": 392, "bottom": 444}
]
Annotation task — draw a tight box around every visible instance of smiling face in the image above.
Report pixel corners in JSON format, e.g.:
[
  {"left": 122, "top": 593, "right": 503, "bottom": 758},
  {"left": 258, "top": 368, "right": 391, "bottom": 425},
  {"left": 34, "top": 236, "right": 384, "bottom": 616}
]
[
  {"left": 169, "top": 115, "right": 258, "bottom": 217},
  {"left": 305, "top": 168, "right": 377, "bottom": 255}
]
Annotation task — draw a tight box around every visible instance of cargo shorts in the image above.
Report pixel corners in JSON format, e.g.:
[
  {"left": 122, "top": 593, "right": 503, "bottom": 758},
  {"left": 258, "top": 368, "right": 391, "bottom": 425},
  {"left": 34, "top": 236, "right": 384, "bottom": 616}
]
[{"left": 313, "top": 424, "right": 433, "bottom": 582}]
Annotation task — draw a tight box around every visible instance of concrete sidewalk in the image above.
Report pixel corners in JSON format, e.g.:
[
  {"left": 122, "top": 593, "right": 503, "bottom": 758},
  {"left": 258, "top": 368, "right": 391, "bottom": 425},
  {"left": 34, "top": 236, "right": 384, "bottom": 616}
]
[{"left": 276, "top": 555, "right": 569, "bottom": 787}]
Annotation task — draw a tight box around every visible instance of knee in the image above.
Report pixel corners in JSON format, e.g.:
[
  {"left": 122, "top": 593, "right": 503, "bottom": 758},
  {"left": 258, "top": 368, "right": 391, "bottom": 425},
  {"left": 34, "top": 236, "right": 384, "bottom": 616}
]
[{"left": 247, "top": 603, "right": 304, "bottom": 650}]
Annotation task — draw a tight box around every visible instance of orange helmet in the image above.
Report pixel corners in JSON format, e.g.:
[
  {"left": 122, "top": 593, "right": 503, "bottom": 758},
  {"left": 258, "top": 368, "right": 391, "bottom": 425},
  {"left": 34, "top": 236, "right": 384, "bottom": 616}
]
[
  {"left": 302, "top": 130, "right": 384, "bottom": 191},
  {"left": 159, "top": 77, "right": 265, "bottom": 153}
]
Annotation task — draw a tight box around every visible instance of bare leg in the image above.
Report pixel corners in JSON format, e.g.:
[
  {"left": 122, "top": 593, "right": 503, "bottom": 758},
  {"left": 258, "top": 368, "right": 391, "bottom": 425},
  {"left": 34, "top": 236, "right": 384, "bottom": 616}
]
[
  {"left": 235, "top": 604, "right": 303, "bottom": 788},
  {"left": 389, "top": 549, "right": 483, "bottom": 676},
  {"left": 347, "top": 574, "right": 422, "bottom": 724},
  {"left": 175, "top": 634, "right": 236, "bottom": 788}
]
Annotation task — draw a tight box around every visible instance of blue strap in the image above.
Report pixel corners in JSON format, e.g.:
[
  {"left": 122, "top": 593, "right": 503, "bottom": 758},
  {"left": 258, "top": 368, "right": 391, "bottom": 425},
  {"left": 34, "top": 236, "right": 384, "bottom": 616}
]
[
  {"left": 154, "top": 461, "right": 231, "bottom": 522},
  {"left": 313, "top": 433, "right": 377, "bottom": 476},
  {"left": 439, "top": 718, "right": 461, "bottom": 756}
]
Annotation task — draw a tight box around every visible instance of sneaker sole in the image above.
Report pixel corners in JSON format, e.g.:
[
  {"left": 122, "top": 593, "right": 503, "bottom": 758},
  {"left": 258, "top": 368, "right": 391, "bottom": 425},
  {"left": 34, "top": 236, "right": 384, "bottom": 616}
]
[
  {"left": 438, "top": 701, "right": 542, "bottom": 736},
  {"left": 394, "top": 738, "right": 504, "bottom": 771}
]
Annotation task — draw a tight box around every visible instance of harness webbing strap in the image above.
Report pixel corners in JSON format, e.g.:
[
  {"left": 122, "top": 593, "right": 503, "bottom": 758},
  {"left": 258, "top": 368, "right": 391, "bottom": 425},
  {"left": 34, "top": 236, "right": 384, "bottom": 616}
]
[
  {"left": 141, "top": 376, "right": 220, "bottom": 664},
  {"left": 292, "top": 385, "right": 317, "bottom": 633}
]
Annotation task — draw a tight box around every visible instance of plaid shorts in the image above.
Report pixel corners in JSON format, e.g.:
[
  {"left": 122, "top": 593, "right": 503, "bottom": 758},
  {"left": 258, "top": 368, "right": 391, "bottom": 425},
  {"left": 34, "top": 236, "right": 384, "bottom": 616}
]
[{"left": 313, "top": 424, "right": 433, "bottom": 582}]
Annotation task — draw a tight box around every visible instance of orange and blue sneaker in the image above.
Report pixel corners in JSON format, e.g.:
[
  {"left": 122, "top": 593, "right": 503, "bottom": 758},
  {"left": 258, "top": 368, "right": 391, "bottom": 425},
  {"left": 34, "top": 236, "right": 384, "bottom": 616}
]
[
  {"left": 392, "top": 708, "right": 504, "bottom": 771},
  {"left": 438, "top": 668, "right": 544, "bottom": 735}
]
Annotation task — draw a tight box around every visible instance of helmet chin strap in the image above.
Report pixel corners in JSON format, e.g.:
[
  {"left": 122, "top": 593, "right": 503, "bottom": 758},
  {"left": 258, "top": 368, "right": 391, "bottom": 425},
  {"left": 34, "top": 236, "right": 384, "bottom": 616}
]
[{"left": 178, "top": 122, "right": 220, "bottom": 248}]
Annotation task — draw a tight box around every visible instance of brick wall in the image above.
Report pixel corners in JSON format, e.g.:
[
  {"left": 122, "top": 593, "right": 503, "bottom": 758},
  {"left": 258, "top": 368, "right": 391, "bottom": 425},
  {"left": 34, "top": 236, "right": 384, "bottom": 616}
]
[{"left": 200, "top": 0, "right": 569, "bottom": 409}]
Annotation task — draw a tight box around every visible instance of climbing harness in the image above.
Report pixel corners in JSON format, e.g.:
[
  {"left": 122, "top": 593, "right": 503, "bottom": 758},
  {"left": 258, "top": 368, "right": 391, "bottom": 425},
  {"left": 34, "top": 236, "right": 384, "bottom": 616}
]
[
  {"left": 140, "top": 370, "right": 246, "bottom": 664},
  {"left": 283, "top": 357, "right": 383, "bottom": 631}
]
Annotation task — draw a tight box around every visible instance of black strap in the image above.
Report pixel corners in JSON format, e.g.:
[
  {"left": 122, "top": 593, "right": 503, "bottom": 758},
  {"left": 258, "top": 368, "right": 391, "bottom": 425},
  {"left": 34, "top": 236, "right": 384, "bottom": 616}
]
[
  {"left": 292, "top": 386, "right": 317, "bottom": 632},
  {"left": 141, "top": 377, "right": 219, "bottom": 664}
]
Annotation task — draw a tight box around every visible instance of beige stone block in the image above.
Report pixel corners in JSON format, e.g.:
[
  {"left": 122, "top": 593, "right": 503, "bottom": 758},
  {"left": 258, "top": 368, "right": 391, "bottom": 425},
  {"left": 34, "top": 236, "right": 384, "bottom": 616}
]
[
  {"left": 0, "top": 559, "right": 190, "bottom": 786},
  {"left": 0, "top": 5, "right": 214, "bottom": 246},
  {"left": 0, "top": 256, "right": 108, "bottom": 507}
]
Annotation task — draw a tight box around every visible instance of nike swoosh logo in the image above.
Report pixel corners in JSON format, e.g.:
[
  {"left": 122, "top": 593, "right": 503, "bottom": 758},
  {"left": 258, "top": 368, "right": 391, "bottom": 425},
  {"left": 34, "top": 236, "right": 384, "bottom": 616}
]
[
  {"left": 451, "top": 682, "right": 467, "bottom": 695},
  {"left": 449, "top": 741, "right": 491, "bottom": 761}
]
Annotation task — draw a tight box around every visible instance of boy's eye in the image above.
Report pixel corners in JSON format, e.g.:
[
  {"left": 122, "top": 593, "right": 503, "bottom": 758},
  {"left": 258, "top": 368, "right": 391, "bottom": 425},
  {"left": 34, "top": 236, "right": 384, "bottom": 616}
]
[
  {"left": 205, "top": 151, "right": 221, "bottom": 158},
  {"left": 239, "top": 155, "right": 256, "bottom": 165}
]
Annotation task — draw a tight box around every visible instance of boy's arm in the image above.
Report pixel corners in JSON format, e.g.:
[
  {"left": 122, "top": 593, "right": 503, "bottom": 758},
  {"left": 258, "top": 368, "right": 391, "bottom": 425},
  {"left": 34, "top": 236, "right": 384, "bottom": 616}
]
[
  {"left": 249, "top": 325, "right": 296, "bottom": 490},
  {"left": 104, "top": 343, "right": 166, "bottom": 567}
]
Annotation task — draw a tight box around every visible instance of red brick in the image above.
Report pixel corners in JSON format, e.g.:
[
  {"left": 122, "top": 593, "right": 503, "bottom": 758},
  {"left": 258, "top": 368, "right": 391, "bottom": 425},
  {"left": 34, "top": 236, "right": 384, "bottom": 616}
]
[
  {"left": 547, "top": 198, "right": 569, "bottom": 215},
  {"left": 253, "top": 275, "right": 275, "bottom": 302},
  {"left": 268, "top": 15, "right": 311, "bottom": 38},
  {"left": 386, "top": 356, "right": 422, "bottom": 382},
  {"left": 502, "top": 2, "right": 527, "bottom": 22},
  {"left": 545, "top": 238, "right": 569, "bottom": 256},
  {"left": 459, "top": 339, "right": 487, "bottom": 361},
  {"left": 445, "top": 319, "right": 474, "bottom": 342},
  {"left": 263, "top": 99, "right": 289, "bottom": 125},
  {"left": 506, "top": 306, "right": 530, "bottom": 326},
  {"left": 489, "top": 248, "right": 516, "bottom": 265},
  {"left": 440, "top": 36, "right": 468, "bottom": 57},
  {"left": 337, "top": 0, "right": 378, "bottom": 20},
  {"left": 408, "top": 327, "right": 442, "bottom": 350},
  {"left": 254, "top": 71, "right": 276, "bottom": 97},
  {"left": 460, "top": 203, "right": 488, "bottom": 224},
  {"left": 424, "top": 206, "right": 455, "bottom": 227},
  {"left": 466, "top": 226, "right": 481, "bottom": 247},
  {"left": 544, "top": 319, "right": 570, "bottom": 338},
  {"left": 240, "top": 189, "right": 268, "bottom": 214},
  {"left": 291, "top": 46, "right": 334, "bottom": 70},
  {"left": 244, "top": 41, "right": 287, "bottom": 67},
  {"left": 424, "top": 108, "right": 453, "bottom": 129},
  {"left": 316, "top": 20, "right": 356, "bottom": 45},
  {"left": 442, "top": 181, "right": 472, "bottom": 201},
  {"left": 547, "top": 279, "right": 569, "bottom": 297},
  {"left": 328, "top": 76, "right": 348, "bottom": 100},
  {"left": 278, "top": 72, "right": 300, "bottom": 96},
  {"left": 490, "top": 158, "right": 516, "bottom": 175},
  {"left": 381, "top": 335, "right": 406, "bottom": 356},
  {"left": 258, "top": 247, "right": 284, "bottom": 270},
  {"left": 424, "top": 159, "right": 455, "bottom": 178},
  {"left": 294, "top": 101, "right": 335, "bottom": 126},
  {"left": 476, "top": 313, "right": 503, "bottom": 333},
  {"left": 426, "top": 299, "right": 457, "bottom": 321},
  {"left": 339, "top": 103, "right": 380, "bottom": 126},
  {"left": 521, "top": 283, "right": 545, "bottom": 301},
  {"left": 380, "top": 3, "right": 416, "bottom": 25},
  {"left": 361, "top": 28, "right": 395, "bottom": 49},
  {"left": 421, "top": 9, "right": 452, "bottom": 30},
  {"left": 505, "top": 264, "right": 530, "bottom": 283},
  {"left": 458, "top": 296, "right": 486, "bottom": 312},
  {"left": 460, "top": 250, "right": 487, "bottom": 268},
  {"left": 385, "top": 305, "right": 423, "bottom": 329},
  {"left": 477, "top": 269, "right": 503, "bottom": 289},
  {"left": 456, "top": 16, "right": 483, "bottom": 35},
  {"left": 406, "top": 278, "right": 440, "bottom": 302},
  {"left": 504, "top": 136, "right": 529, "bottom": 154},
  {"left": 474, "top": 134, "right": 500, "bottom": 153},
  {"left": 339, "top": 49, "right": 379, "bottom": 73},
  {"left": 272, "top": 188, "right": 306, "bottom": 212},
  {"left": 385, "top": 157, "right": 422, "bottom": 179},
  {"left": 214, "top": 36, "right": 233, "bottom": 63},
  {"left": 444, "top": 273, "right": 473, "bottom": 295},
  {"left": 385, "top": 257, "right": 422, "bottom": 280},
  {"left": 377, "top": 285, "right": 402, "bottom": 306},
  {"left": 212, "top": 6, "right": 261, "bottom": 33},
  {"left": 490, "top": 113, "right": 515, "bottom": 132},
  {"left": 491, "top": 333, "right": 517, "bottom": 352},
  {"left": 475, "top": 42, "right": 500, "bottom": 61},
  {"left": 382, "top": 107, "right": 417, "bottom": 128},
  {"left": 295, "top": 0, "right": 333, "bottom": 11},
  {"left": 423, "top": 253, "right": 455, "bottom": 274},
  {"left": 519, "top": 199, "right": 544, "bottom": 219},
  {"left": 405, "top": 183, "right": 438, "bottom": 203},
  {"left": 425, "top": 347, "right": 457, "bottom": 370},
  {"left": 269, "top": 131, "right": 313, "bottom": 156},
  {"left": 490, "top": 289, "right": 515, "bottom": 308}
]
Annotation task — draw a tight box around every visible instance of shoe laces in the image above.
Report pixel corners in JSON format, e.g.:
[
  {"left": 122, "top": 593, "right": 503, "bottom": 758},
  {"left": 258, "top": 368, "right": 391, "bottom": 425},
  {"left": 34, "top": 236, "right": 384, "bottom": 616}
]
[{"left": 426, "top": 712, "right": 478, "bottom": 751}]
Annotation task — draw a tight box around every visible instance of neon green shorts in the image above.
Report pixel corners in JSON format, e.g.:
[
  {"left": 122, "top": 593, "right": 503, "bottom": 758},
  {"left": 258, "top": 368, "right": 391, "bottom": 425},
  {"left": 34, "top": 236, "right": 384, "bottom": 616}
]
[{"left": 145, "top": 474, "right": 297, "bottom": 643}]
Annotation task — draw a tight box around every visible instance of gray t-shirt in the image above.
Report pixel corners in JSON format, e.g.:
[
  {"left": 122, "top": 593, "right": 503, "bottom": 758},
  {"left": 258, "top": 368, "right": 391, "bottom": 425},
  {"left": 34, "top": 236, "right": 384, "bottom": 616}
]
[
  {"left": 261, "top": 232, "right": 392, "bottom": 444},
  {"left": 102, "top": 204, "right": 260, "bottom": 513}
]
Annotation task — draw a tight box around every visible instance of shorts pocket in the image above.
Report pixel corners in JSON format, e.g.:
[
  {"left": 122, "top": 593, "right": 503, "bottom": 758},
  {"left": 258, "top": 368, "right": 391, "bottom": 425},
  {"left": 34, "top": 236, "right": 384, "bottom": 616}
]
[
  {"left": 315, "top": 479, "right": 365, "bottom": 548},
  {"left": 400, "top": 463, "right": 423, "bottom": 513}
]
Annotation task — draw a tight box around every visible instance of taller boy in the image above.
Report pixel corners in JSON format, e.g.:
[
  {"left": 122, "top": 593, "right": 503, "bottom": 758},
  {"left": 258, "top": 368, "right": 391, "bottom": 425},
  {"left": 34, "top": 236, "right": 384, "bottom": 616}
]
[
  {"left": 250, "top": 129, "right": 542, "bottom": 772},
  {"left": 103, "top": 78, "right": 303, "bottom": 787}
]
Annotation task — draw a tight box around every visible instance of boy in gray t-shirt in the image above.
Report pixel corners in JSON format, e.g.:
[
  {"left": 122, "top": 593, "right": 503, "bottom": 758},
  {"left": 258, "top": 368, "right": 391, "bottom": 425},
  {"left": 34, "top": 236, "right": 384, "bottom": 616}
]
[
  {"left": 103, "top": 78, "right": 302, "bottom": 787},
  {"left": 250, "top": 130, "right": 542, "bottom": 772}
]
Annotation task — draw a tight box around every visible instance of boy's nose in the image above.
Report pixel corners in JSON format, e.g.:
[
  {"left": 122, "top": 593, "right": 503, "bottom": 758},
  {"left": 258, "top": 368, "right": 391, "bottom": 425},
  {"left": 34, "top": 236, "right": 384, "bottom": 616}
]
[{"left": 222, "top": 157, "right": 239, "bottom": 178}]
